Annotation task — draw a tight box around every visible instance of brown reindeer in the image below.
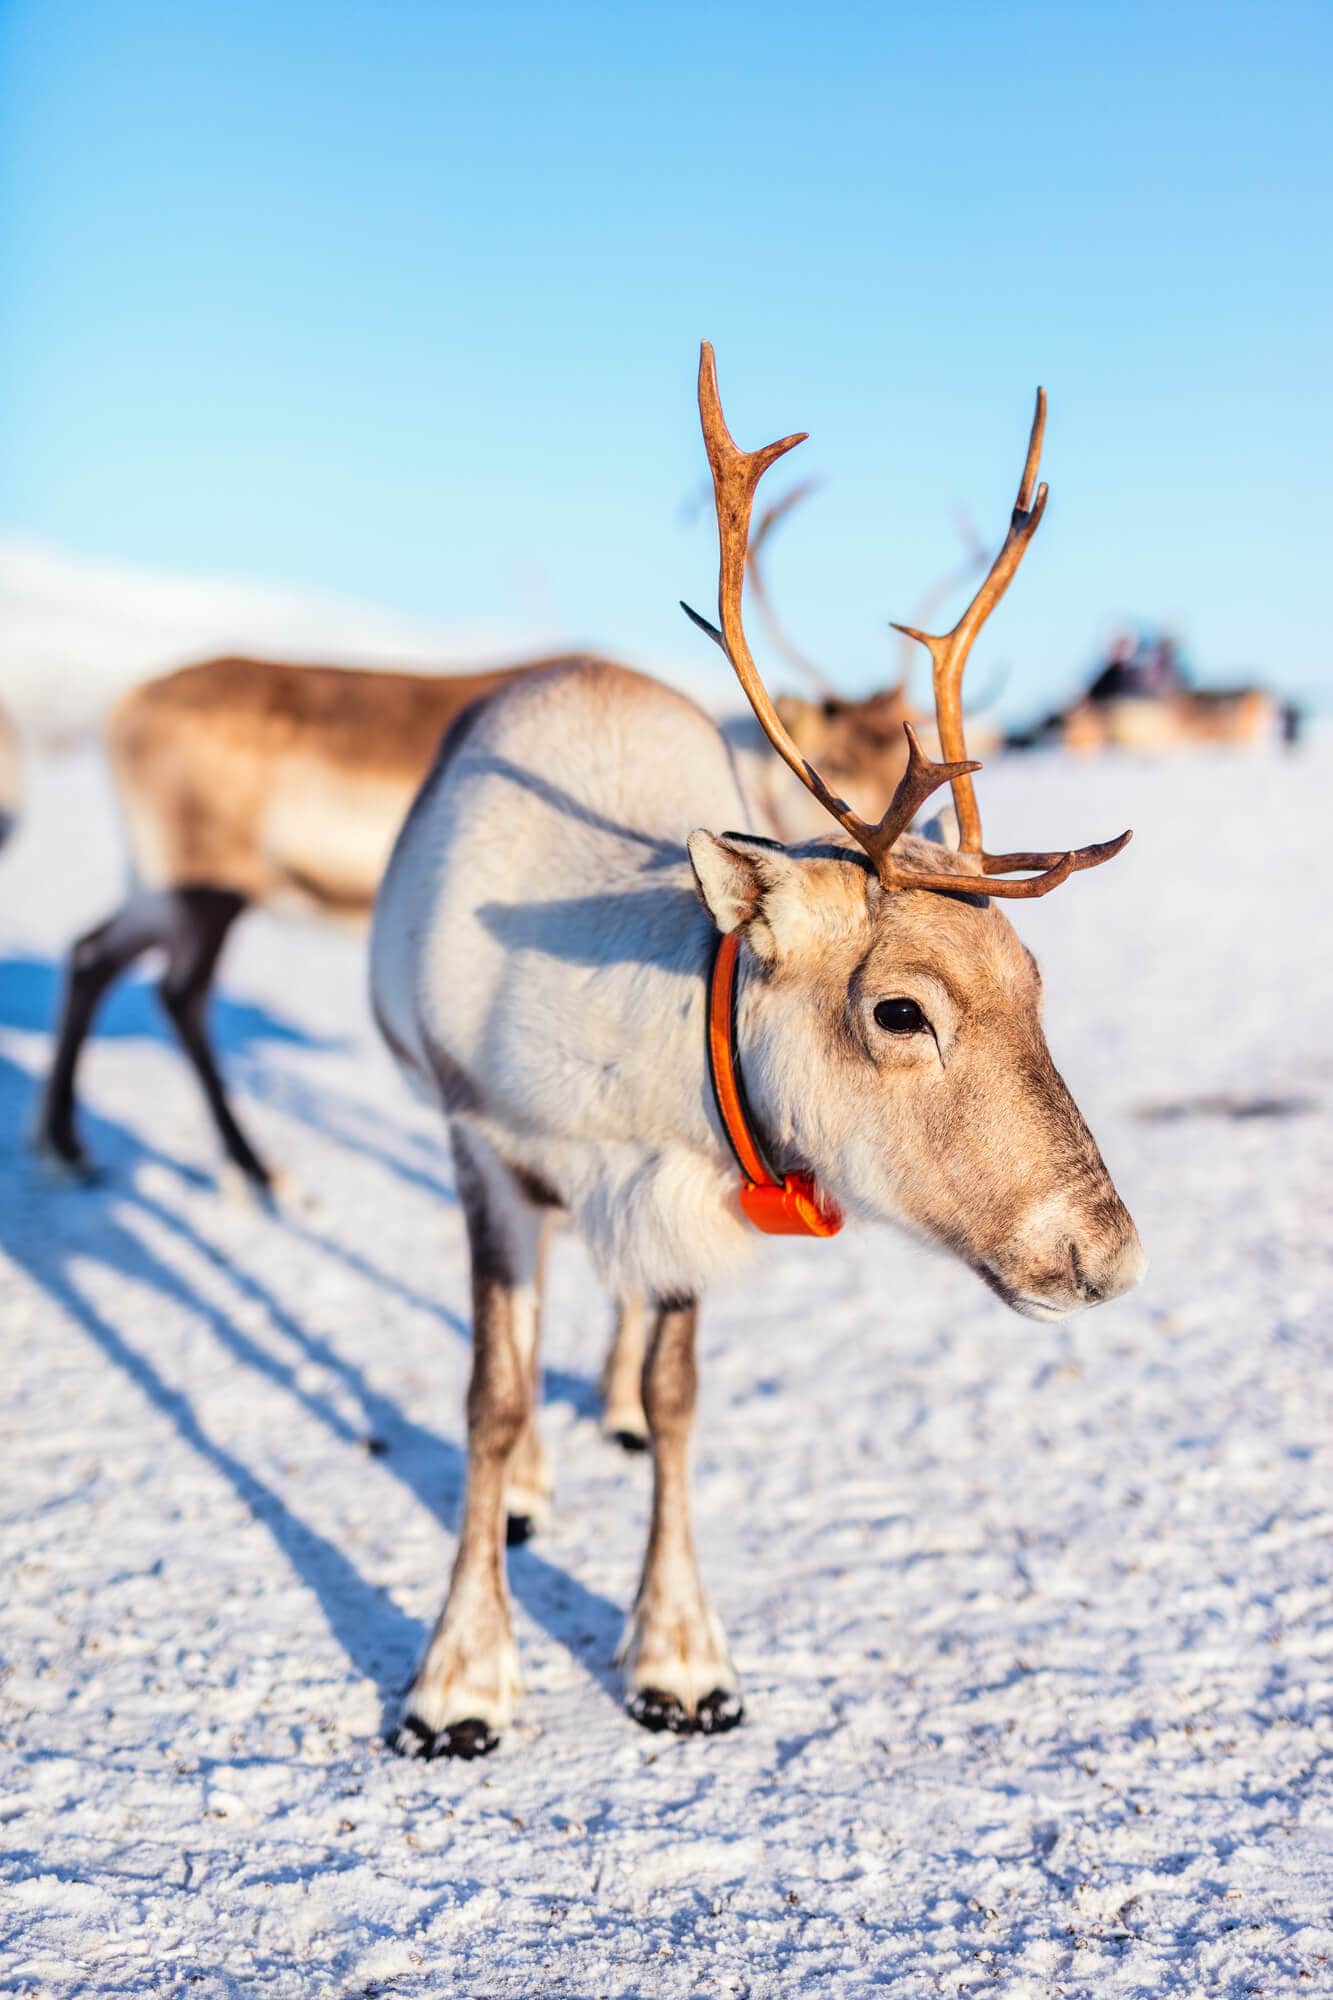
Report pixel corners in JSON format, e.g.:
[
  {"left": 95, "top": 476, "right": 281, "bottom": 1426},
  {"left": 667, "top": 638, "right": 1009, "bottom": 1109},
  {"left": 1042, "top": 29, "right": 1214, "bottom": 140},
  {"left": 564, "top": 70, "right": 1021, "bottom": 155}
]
[
  {"left": 1058, "top": 685, "right": 1285, "bottom": 752},
  {"left": 34, "top": 653, "right": 571, "bottom": 1190}
]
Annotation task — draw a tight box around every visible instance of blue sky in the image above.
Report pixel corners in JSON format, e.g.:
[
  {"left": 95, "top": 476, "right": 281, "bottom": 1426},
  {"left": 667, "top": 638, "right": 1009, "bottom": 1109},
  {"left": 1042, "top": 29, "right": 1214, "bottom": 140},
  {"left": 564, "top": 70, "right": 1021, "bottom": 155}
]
[{"left": 3, "top": 0, "right": 1329, "bottom": 721}]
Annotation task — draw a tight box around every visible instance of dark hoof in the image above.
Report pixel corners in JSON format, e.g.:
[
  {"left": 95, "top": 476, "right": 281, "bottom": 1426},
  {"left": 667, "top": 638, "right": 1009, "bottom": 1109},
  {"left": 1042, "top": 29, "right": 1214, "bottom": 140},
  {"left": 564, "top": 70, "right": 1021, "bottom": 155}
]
[
  {"left": 627, "top": 1687, "right": 745, "bottom": 1736},
  {"left": 390, "top": 1713, "right": 500, "bottom": 1760},
  {"left": 627, "top": 1688, "right": 692, "bottom": 1734},
  {"left": 506, "top": 1512, "right": 535, "bottom": 1547},
  {"left": 696, "top": 1687, "right": 745, "bottom": 1734},
  {"left": 609, "top": 1428, "right": 649, "bottom": 1455},
  {"left": 30, "top": 1131, "right": 101, "bottom": 1186}
]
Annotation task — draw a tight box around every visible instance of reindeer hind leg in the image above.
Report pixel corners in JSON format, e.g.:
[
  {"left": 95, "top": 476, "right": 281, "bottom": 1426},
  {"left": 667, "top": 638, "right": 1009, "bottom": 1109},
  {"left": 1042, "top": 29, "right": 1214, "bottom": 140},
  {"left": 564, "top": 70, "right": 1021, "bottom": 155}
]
[
  {"left": 36, "top": 887, "right": 173, "bottom": 1178},
  {"left": 154, "top": 888, "right": 271, "bottom": 1191},
  {"left": 601, "top": 1291, "right": 649, "bottom": 1452},
  {"left": 503, "top": 1209, "right": 555, "bottom": 1546}
]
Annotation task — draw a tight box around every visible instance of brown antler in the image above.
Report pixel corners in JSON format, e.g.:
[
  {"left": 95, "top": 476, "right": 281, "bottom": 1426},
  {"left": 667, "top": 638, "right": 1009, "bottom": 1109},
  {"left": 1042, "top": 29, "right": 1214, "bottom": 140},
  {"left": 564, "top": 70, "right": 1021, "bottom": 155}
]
[
  {"left": 682, "top": 343, "right": 1132, "bottom": 899},
  {"left": 746, "top": 481, "right": 836, "bottom": 696}
]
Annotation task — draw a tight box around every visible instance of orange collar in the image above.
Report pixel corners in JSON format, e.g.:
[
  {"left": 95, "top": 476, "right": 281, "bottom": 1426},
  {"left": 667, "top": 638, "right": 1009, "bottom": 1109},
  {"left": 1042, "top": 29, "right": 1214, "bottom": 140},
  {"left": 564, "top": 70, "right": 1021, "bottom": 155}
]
[{"left": 707, "top": 930, "right": 844, "bottom": 1238}]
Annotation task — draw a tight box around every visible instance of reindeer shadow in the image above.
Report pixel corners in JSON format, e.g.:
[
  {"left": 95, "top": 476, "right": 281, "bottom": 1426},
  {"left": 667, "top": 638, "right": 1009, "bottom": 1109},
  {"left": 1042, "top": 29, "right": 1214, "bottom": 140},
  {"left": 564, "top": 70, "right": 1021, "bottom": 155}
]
[{"left": 0, "top": 1046, "right": 625, "bottom": 1736}]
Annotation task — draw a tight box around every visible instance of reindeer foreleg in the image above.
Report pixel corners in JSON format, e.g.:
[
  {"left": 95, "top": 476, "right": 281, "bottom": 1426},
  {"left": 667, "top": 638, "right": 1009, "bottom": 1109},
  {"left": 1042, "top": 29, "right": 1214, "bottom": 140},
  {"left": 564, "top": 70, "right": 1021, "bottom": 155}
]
[
  {"left": 617, "top": 1298, "right": 743, "bottom": 1737},
  {"left": 393, "top": 1129, "right": 543, "bottom": 1759}
]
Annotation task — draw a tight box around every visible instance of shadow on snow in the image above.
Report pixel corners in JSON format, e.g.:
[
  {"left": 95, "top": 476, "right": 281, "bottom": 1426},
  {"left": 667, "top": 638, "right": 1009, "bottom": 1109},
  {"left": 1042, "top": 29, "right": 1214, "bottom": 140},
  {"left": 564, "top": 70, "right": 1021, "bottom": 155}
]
[{"left": 0, "top": 1028, "right": 624, "bottom": 1738}]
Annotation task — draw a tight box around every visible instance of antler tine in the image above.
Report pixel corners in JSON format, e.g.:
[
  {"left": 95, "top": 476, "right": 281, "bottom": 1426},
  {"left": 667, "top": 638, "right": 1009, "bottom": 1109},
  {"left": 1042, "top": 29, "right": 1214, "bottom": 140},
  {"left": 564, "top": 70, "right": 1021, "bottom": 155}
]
[
  {"left": 746, "top": 481, "right": 835, "bottom": 696},
  {"left": 979, "top": 829, "right": 1133, "bottom": 877},
  {"left": 859, "top": 724, "right": 982, "bottom": 871},
  {"left": 893, "top": 388, "right": 1048, "bottom": 852}
]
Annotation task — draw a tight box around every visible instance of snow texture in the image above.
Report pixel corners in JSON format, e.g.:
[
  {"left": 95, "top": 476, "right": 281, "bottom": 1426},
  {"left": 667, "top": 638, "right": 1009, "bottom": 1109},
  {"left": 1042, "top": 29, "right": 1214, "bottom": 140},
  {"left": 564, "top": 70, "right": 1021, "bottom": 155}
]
[{"left": 1, "top": 742, "right": 1330, "bottom": 1998}]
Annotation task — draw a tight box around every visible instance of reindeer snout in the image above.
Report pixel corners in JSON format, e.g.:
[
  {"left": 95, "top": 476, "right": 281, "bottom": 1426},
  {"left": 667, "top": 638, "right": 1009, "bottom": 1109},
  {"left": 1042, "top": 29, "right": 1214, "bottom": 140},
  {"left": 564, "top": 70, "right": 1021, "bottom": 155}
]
[
  {"left": 981, "top": 1193, "right": 1145, "bottom": 1320},
  {"left": 1067, "top": 1216, "right": 1145, "bottom": 1306}
]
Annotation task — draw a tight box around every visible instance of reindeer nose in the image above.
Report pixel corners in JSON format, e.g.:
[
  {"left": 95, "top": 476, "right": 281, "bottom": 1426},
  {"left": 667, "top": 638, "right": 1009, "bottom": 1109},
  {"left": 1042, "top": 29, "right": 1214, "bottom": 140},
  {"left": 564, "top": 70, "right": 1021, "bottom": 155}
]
[{"left": 1070, "top": 1216, "right": 1145, "bottom": 1305}]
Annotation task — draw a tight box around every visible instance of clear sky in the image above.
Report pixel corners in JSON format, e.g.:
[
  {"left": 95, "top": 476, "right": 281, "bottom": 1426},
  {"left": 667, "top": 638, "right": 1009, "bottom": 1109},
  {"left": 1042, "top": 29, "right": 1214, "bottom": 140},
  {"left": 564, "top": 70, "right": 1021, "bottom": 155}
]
[{"left": 3, "top": 0, "right": 1330, "bottom": 722}]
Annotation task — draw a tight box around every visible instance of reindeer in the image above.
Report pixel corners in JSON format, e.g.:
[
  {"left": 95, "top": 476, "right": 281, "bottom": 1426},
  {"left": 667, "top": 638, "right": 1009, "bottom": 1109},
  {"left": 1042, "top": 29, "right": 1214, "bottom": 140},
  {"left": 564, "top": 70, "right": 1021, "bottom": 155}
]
[
  {"left": 33, "top": 653, "right": 554, "bottom": 1192},
  {"left": 1056, "top": 685, "right": 1288, "bottom": 753},
  {"left": 368, "top": 345, "right": 1145, "bottom": 1759}
]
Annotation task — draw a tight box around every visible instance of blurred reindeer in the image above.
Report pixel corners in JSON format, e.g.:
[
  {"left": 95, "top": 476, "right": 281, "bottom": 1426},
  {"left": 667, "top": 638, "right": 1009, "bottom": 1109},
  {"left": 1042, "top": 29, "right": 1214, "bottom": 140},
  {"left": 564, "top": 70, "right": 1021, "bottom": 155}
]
[
  {"left": 35, "top": 653, "right": 550, "bottom": 1192},
  {"left": 730, "top": 482, "right": 1004, "bottom": 840},
  {"left": 1015, "top": 630, "right": 1300, "bottom": 754}
]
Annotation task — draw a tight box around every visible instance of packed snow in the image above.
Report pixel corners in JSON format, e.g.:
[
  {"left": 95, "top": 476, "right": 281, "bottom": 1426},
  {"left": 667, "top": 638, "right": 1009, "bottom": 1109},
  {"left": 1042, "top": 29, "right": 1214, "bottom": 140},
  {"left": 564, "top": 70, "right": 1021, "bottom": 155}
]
[{"left": 1, "top": 738, "right": 1330, "bottom": 1998}]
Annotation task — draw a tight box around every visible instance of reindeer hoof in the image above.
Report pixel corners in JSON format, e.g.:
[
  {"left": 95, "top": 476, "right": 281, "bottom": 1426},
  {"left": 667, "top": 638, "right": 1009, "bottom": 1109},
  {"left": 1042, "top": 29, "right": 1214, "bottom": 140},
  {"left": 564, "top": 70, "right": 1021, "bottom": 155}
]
[
  {"left": 695, "top": 1687, "right": 745, "bottom": 1734},
  {"left": 627, "top": 1688, "right": 691, "bottom": 1733},
  {"left": 390, "top": 1713, "right": 500, "bottom": 1760},
  {"left": 29, "top": 1131, "right": 101, "bottom": 1186},
  {"left": 627, "top": 1686, "right": 745, "bottom": 1736},
  {"left": 609, "top": 1428, "right": 649, "bottom": 1456},
  {"left": 506, "top": 1513, "right": 535, "bottom": 1547}
]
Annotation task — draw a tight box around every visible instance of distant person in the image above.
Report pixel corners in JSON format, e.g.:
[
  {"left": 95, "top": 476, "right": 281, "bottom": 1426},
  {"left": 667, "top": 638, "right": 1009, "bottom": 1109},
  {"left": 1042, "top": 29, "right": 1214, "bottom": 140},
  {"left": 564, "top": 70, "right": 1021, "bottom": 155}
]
[
  {"left": 1140, "top": 635, "right": 1188, "bottom": 698},
  {"left": 1087, "top": 630, "right": 1188, "bottom": 704},
  {"left": 1086, "top": 629, "right": 1142, "bottom": 703}
]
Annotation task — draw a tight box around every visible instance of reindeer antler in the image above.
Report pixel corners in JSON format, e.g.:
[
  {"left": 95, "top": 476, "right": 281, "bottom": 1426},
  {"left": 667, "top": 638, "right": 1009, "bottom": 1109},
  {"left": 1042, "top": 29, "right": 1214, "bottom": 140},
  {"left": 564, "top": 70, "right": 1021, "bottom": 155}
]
[{"left": 682, "top": 342, "right": 1131, "bottom": 899}]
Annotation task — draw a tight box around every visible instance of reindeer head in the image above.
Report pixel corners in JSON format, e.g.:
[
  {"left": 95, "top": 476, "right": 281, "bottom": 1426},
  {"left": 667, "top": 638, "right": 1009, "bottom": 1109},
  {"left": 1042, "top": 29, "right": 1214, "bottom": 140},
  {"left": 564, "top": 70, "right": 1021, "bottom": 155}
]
[{"left": 684, "top": 344, "right": 1143, "bottom": 1318}]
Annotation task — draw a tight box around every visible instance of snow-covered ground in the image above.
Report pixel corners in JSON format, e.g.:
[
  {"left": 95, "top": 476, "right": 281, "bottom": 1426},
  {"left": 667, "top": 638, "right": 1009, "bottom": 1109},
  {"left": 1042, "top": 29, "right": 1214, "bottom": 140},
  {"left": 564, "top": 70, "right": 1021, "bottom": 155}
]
[{"left": 1, "top": 741, "right": 1330, "bottom": 1999}]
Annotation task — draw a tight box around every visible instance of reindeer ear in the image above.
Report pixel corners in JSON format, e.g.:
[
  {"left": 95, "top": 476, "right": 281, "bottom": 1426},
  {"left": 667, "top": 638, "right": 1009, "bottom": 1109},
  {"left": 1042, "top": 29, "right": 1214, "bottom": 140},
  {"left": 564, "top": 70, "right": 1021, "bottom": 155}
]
[
  {"left": 688, "top": 829, "right": 868, "bottom": 962},
  {"left": 687, "top": 830, "right": 776, "bottom": 935}
]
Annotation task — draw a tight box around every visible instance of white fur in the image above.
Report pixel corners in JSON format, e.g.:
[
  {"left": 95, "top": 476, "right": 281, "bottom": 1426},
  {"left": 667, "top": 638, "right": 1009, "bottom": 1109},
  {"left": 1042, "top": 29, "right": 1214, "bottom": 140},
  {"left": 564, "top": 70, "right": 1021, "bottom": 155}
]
[
  {"left": 616, "top": 1576, "right": 738, "bottom": 1712},
  {"left": 402, "top": 1580, "right": 523, "bottom": 1737},
  {"left": 371, "top": 661, "right": 766, "bottom": 1299}
]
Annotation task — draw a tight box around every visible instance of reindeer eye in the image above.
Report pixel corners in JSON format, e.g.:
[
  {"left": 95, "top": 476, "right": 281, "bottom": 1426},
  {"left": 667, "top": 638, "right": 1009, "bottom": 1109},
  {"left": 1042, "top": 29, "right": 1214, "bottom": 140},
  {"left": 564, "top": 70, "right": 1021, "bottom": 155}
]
[{"left": 874, "top": 997, "right": 927, "bottom": 1035}]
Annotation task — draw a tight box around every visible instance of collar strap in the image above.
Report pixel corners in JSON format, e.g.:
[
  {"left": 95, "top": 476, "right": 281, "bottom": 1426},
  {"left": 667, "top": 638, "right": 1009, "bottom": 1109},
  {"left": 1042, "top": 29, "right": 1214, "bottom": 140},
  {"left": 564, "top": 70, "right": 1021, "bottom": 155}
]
[{"left": 707, "top": 930, "right": 844, "bottom": 1238}]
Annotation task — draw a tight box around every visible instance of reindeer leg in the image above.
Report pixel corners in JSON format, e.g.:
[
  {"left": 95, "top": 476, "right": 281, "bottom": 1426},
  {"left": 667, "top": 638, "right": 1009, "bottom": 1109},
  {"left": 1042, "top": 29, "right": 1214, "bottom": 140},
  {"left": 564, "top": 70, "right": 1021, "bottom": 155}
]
[
  {"left": 600, "top": 1291, "right": 648, "bottom": 1451},
  {"left": 36, "top": 888, "right": 171, "bottom": 1178},
  {"left": 502, "top": 1213, "right": 554, "bottom": 1546},
  {"left": 155, "top": 888, "right": 270, "bottom": 1191},
  {"left": 618, "top": 1298, "right": 743, "bottom": 1737},
  {"left": 393, "top": 1129, "right": 542, "bottom": 1759}
]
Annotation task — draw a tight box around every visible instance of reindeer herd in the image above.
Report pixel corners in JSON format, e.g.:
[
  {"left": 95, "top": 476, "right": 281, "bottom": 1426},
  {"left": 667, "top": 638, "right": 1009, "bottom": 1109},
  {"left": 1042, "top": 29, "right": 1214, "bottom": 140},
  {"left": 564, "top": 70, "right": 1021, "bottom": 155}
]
[{"left": 10, "top": 347, "right": 1161, "bottom": 1757}]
